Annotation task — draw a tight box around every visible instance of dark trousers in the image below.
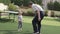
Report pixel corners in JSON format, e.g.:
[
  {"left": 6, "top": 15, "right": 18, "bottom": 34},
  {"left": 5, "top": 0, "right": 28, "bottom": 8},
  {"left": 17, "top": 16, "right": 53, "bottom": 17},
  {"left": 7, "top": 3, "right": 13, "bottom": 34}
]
[{"left": 32, "top": 11, "right": 44, "bottom": 33}]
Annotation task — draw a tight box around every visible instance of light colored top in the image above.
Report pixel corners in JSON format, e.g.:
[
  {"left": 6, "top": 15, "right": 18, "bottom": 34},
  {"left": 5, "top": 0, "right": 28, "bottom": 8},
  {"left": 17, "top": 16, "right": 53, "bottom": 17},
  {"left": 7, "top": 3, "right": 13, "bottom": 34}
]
[
  {"left": 32, "top": 4, "right": 44, "bottom": 11},
  {"left": 18, "top": 15, "right": 22, "bottom": 21}
]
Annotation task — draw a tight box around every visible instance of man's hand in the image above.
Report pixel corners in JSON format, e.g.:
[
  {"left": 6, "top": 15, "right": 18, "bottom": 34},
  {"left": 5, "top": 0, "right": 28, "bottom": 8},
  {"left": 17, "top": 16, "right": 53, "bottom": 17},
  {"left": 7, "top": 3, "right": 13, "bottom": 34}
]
[{"left": 38, "top": 17, "right": 41, "bottom": 21}]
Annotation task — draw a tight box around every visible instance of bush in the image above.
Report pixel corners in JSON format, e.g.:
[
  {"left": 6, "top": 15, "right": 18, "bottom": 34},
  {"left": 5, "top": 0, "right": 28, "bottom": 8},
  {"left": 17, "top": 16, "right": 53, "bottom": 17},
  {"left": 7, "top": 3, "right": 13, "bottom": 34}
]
[
  {"left": 44, "top": 10, "right": 48, "bottom": 16},
  {"left": 47, "top": 10, "right": 60, "bottom": 17},
  {"left": 8, "top": 3, "right": 17, "bottom": 11},
  {"left": 53, "top": 1, "right": 60, "bottom": 11},
  {"left": 27, "top": 11, "right": 34, "bottom": 16},
  {"left": 51, "top": 11, "right": 55, "bottom": 17},
  {"left": 44, "top": 10, "right": 55, "bottom": 17},
  {"left": 47, "top": 2, "right": 54, "bottom": 10},
  {"left": 47, "top": 1, "right": 60, "bottom": 11},
  {"left": 54, "top": 11, "right": 60, "bottom": 17},
  {"left": 23, "top": 11, "right": 34, "bottom": 16},
  {"left": 0, "top": 0, "right": 11, "bottom": 5},
  {"left": 10, "top": 0, "right": 42, "bottom": 6}
]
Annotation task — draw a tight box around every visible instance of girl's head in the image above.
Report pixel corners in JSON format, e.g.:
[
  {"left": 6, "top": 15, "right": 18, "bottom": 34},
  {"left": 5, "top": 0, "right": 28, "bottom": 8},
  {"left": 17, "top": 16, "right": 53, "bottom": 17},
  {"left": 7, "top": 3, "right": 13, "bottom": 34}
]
[
  {"left": 18, "top": 10, "right": 23, "bottom": 15},
  {"left": 17, "top": 8, "right": 23, "bottom": 15}
]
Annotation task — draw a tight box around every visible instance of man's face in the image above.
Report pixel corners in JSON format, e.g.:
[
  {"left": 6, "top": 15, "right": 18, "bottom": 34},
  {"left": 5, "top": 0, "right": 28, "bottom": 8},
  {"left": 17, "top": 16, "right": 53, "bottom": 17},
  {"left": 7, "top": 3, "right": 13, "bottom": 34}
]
[{"left": 29, "top": 5, "right": 32, "bottom": 8}]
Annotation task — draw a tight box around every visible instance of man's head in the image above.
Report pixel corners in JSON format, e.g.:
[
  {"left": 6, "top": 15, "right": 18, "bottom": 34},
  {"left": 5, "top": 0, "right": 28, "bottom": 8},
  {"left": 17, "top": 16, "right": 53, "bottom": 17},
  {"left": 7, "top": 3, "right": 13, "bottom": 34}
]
[{"left": 29, "top": 2, "right": 33, "bottom": 8}]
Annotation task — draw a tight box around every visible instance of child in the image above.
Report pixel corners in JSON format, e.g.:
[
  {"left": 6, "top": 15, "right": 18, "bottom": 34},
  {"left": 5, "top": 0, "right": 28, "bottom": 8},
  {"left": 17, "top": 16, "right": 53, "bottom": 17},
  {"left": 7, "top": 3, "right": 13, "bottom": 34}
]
[{"left": 18, "top": 9, "right": 23, "bottom": 31}]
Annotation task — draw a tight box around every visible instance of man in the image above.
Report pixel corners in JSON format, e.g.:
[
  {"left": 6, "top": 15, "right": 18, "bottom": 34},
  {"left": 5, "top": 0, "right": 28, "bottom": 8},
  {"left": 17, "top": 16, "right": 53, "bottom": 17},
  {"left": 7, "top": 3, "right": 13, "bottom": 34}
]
[{"left": 29, "top": 2, "right": 44, "bottom": 34}]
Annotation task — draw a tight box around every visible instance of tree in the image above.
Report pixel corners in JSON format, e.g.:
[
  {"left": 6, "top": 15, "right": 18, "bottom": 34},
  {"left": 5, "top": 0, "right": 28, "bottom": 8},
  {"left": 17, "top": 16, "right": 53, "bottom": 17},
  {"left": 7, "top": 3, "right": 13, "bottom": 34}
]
[
  {"left": 47, "top": 1, "right": 54, "bottom": 17},
  {"left": 23, "top": 0, "right": 30, "bottom": 6},
  {"left": 8, "top": 3, "right": 17, "bottom": 11},
  {"left": 54, "top": 1, "right": 60, "bottom": 11},
  {"left": 30, "top": 0, "right": 42, "bottom": 5},
  {"left": 47, "top": 1, "right": 54, "bottom": 10},
  {"left": 10, "top": 0, "right": 23, "bottom": 6},
  {"left": 47, "top": 1, "right": 60, "bottom": 11},
  {"left": 10, "top": 0, "right": 42, "bottom": 6},
  {"left": 0, "top": 0, "right": 11, "bottom": 5}
]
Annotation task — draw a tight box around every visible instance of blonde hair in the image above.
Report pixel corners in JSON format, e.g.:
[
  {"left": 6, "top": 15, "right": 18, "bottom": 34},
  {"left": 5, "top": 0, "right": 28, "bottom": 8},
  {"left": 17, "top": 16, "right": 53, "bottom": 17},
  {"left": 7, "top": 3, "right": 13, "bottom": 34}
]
[{"left": 18, "top": 9, "right": 23, "bottom": 15}]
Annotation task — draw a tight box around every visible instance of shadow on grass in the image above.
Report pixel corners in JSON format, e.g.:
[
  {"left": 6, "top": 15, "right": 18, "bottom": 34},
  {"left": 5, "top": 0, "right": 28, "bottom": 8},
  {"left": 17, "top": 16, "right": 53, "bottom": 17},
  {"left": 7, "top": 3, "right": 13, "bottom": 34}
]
[
  {"left": 0, "top": 18, "right": 15, "bottom": 23},
  {"left": 0, "top": 30, "right": 32, "bottom": 34},
  {"left": 0, "top": 30, "right": 20, "bottom": 34}
]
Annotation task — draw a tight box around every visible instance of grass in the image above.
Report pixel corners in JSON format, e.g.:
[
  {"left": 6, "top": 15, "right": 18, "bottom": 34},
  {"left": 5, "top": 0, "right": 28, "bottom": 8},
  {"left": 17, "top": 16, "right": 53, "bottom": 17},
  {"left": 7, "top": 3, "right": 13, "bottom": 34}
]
[{"left": 0, "top": 16, "right": 60, "bottom": 34}]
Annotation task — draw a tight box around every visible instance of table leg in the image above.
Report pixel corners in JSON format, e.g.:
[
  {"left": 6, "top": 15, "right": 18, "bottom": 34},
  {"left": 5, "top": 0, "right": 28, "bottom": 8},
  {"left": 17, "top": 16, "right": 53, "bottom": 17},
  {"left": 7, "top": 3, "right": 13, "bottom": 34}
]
[
  {"left": 13, "top": 14, "right": 15, "bottom": 22},
  {"left": 9, "top": 13, "right": 10, "bottom": 19},
  {"left": 0, "top": 12, "right": 1, "bottom": 19}
]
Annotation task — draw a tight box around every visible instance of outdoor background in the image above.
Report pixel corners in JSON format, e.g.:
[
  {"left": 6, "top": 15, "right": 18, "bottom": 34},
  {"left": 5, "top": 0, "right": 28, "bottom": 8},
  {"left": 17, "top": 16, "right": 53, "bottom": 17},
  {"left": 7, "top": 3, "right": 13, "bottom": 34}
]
[{"left": 0, "top": 0, "right": 60, "bottom": 34}]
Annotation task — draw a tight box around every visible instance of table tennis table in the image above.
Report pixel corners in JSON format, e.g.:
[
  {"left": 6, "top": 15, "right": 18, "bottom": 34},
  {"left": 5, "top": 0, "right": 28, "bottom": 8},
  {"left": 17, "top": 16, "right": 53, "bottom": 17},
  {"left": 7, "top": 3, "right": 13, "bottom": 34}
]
[{"left": 0, "top": 11, "right": 18, "bottom": 22}]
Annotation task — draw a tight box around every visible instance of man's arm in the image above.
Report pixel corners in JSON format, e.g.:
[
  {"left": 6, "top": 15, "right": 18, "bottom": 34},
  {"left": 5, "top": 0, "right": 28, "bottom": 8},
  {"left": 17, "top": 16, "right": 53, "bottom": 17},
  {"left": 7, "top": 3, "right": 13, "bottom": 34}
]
[{"left": 37, "top": 10, "right": 41, "bottom": 21}]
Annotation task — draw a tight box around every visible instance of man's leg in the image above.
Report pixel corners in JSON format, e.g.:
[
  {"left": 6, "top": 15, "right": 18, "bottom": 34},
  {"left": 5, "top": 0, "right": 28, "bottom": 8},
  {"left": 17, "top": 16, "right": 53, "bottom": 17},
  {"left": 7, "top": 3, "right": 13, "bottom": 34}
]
[
  {"left": 37, "top": 21, "right": 41, "bottom": 33},
  {"left": 32, "top": 16, "right": 38, "bottom": 33},
  {"left": 37, "top": 11, "right": 44, "bottom": 33}
]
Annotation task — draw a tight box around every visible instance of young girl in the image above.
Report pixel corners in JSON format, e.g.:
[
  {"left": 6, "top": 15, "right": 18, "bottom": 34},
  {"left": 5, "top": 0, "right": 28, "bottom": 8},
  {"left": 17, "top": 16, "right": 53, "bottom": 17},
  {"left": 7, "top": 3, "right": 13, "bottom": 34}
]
[{"left": 18, "top": 10, "right": 23, "bottom": 31}]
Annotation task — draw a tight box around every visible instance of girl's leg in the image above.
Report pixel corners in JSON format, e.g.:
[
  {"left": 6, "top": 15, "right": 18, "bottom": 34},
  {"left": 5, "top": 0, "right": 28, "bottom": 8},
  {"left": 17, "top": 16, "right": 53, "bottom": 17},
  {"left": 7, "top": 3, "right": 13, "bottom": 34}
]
[{"left": 18, "top": 21, "right": 22, "bottom": 29}]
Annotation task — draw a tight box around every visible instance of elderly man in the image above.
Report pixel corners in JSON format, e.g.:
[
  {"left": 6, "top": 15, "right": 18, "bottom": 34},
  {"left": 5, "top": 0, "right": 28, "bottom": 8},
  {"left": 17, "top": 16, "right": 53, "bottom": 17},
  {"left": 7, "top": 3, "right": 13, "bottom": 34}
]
[{"left": 29, "top": 2, "right": 44, "bottom": 34}]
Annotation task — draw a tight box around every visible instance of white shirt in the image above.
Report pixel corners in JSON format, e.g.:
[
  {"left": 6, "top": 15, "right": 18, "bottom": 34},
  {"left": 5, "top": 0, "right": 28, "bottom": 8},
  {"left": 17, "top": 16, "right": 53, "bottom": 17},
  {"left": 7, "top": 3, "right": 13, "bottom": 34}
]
[
  {"left": 32, "top": 4, "right": 44, "bottom": 11},
  {"left": 18, "top": 15, "right": 22, "bottom": 21}
]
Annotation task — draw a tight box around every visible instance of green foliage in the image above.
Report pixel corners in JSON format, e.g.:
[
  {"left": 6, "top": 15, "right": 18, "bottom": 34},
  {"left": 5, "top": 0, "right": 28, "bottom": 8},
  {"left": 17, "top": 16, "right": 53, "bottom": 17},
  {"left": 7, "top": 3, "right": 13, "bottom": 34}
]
[
  {"left": 8, "top": 3, "right": 17, "bottom": 11},
  {"left": 47, "top": 1, "right": 60, "bottom": 11},
  {"left": 51, "top": 11, "right": 55, "bottom": 17},
  {"left": 47, "top": 2, "right": 54, "bottom": 10},
  {"left": 23, "top": 11, "right": 34, "bottom": 16},
  {"left": 44, "top": 10, "right": 60, "bottom": 17},
  {"left": 31, "top": 0, "right": 42, "bottom": 5},
  {"left": 10, "top": 0, "right": 23, "bottom": 6},
  {"left": 23, "top": 0, "right": 30, "bottom": 6},
  {"left": 27, "top": 11, "right": 34, "bottom": 16},
  {"left": 44, "top": 10, "right": 48, "bottom": 16},
  {"left": 53, "top": 1, "right": 60, "bottom": 11},
  {"left": 10, "top": 0, "right": 42, "bottom": 6},
  {"left": 0, "top": 0, "right": 11, "bottom": 5},
  {"left": 54, "top": 11, "right": 60, "bottom": 17}
]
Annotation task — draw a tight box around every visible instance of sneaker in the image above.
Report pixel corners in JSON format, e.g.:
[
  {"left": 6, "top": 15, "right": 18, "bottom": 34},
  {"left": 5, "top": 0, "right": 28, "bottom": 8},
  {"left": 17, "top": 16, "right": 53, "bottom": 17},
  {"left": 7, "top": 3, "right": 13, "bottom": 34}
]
[
  {"left": 18, "top": 29, "right": 20, "bottom": 31},
  {"left": 18, "top": 28, "right": 22, "bottom": 32},
  {"left": 33, "top": 33, "right": 37, "bottom": 34},
  {"left": 37, "top": 33, "right": 41, "bottom": 34},
  {"left": 20, "top": 28, "right": 22, "bottom": 31},
  {"left": 37, "top": 32, "right": 40, "bottom": 34}
]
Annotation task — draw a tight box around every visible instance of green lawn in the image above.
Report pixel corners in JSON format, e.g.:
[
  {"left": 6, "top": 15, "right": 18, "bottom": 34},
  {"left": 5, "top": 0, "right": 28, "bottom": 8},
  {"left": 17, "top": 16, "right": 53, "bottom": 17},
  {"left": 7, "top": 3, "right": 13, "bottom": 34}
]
[{"left": 0, "top": 16, "right": 60, "bottom": 34}]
